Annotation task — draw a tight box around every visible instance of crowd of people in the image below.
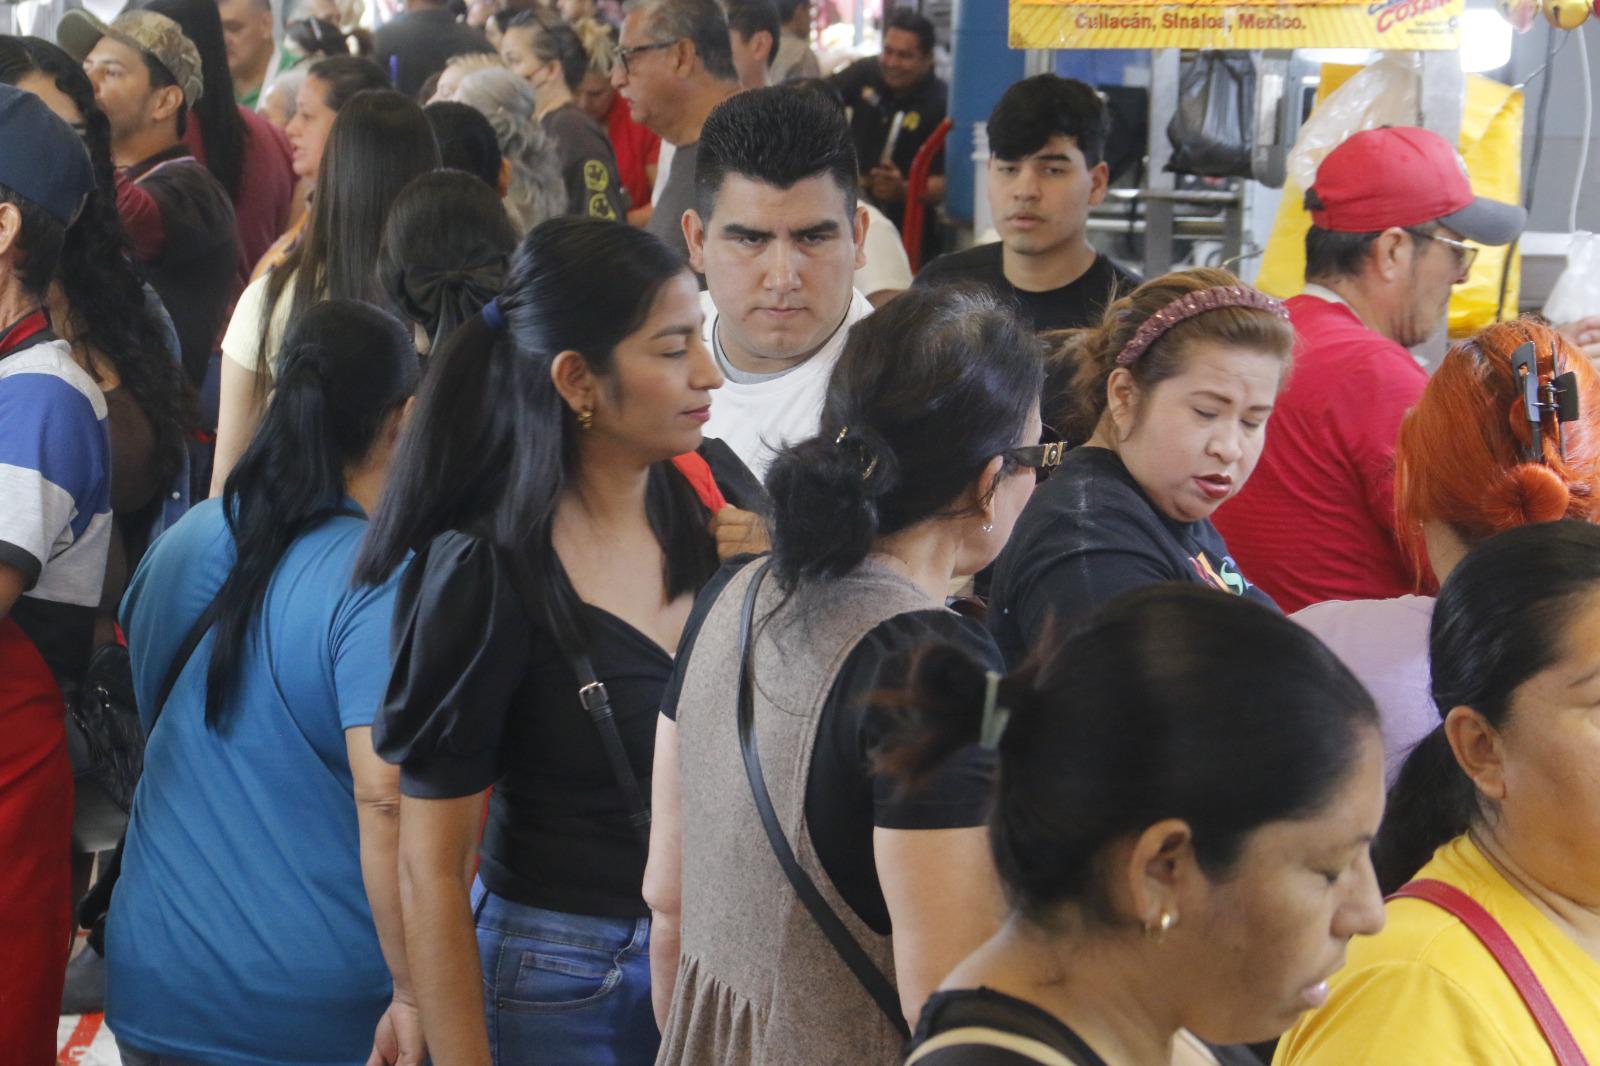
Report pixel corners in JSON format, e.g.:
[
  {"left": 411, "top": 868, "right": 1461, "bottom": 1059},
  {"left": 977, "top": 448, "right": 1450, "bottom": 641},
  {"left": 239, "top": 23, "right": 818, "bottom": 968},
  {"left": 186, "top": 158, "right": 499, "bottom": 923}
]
[{"left": 3, "top": 0, "right": 1600, "bottom": 1064}]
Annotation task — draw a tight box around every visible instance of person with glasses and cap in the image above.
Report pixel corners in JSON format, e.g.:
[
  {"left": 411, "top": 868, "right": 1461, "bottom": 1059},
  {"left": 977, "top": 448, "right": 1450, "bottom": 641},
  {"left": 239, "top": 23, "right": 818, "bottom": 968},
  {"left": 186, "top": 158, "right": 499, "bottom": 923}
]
[
  {"left": 1212, "top": 126, "right": 1526, "bottom": 614},
  {"left": 58, "top": 9, "right": 240, "bottom": 397},
  {"left": 0, "top": 82, "right": 104, "bottom": 1064}
]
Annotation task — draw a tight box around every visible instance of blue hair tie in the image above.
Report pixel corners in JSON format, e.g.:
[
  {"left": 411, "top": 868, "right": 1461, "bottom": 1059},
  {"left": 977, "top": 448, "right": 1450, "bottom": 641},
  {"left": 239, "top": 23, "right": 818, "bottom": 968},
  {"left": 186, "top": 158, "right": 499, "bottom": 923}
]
[{"left": 482, "top": 298, "right": 506, "bottom": 333}]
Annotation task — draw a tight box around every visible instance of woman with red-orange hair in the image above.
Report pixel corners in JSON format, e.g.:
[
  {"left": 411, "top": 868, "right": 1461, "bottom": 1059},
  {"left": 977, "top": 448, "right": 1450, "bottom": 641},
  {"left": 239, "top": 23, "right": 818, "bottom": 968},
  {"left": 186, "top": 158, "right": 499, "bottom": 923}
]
[{"left": 1295, "top": 318, "right": 1600, "bottom": 783}]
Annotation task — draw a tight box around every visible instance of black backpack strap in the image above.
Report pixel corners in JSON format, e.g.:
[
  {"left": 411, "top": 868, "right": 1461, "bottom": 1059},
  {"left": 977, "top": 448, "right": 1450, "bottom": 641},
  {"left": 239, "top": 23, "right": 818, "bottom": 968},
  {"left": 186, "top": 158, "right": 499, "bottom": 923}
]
[
  {"left": 153, "top": 592, "right": 225, "bottom": 715},
  {"left": 733, "top": 559, "right": 910, "bottom": 1038},
  {"left": 571, "top": 651, "right": 652, "bottom": 845}
]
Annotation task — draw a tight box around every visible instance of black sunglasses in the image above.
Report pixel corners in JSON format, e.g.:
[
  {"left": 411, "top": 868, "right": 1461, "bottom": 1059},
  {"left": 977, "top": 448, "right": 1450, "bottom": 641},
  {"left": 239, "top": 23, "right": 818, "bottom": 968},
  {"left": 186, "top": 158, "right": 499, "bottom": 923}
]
[{"left": 1002, "top": 441, "right": 1066, "bottom": 482}]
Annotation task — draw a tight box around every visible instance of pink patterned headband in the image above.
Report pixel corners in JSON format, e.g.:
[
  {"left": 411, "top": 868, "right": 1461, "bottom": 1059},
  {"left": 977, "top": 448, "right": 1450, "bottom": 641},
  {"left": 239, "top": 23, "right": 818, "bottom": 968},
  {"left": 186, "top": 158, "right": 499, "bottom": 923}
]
[{"left": 1115, "top": 285, "right": 1290, "bottom": 367}]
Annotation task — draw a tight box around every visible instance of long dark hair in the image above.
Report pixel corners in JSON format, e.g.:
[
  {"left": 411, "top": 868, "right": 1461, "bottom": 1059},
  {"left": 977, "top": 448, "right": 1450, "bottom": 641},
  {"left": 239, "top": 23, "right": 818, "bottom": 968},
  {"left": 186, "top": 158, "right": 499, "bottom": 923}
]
[
  {"left": 209, "top": 300, "right": 419, "bottom": 726},
  {"left": 306, "top": 54, "right": 391, "bottom": 111},
  {"left": 139, "top": 0, "right": 247, "bottom": 201},
  {"left": 255, "top": 89, "right": 438, "bottom": 390},
  {"left": 766, "top": 286, "right": 1043, "bottom": 592},
  {"left": 1374, "top": 520, "right": 1600, "bottom": 892},
  {"left": 356, "top": 218, "right": 716, "bottom": 647},
  {"left": 0, "top": 36, "right": 190, "bottom": 488},
  {"left": 377, "top": 168, "right": 516, "bottom": 352},
  {"left": 876, "top": 585, "right": 1380, "bottom": 925}
]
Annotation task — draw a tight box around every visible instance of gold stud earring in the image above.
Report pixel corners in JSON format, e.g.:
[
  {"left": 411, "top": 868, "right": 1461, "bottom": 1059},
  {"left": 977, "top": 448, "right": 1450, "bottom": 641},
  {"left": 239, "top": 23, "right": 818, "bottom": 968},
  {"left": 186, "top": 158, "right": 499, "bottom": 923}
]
[
  {"left": 577, "top": 407, "right": 594, "bottom": 431},
  {"left": 1144, "top": 910, "right": 1177, "bottom": 943}
]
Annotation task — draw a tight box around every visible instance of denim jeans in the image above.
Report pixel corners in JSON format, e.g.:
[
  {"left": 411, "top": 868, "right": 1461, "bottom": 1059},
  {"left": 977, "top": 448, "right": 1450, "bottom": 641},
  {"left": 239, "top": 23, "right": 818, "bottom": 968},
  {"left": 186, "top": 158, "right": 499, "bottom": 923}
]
[{"left": 472, "top": 877, "right": 660, "bottom": 1066}]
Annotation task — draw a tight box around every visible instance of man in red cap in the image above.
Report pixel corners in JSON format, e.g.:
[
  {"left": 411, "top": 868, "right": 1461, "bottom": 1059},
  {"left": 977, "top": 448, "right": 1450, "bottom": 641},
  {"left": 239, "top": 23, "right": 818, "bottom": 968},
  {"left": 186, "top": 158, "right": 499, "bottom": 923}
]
[{"left": 1213, "top": 126, "right": 1524, "bottom": 612}]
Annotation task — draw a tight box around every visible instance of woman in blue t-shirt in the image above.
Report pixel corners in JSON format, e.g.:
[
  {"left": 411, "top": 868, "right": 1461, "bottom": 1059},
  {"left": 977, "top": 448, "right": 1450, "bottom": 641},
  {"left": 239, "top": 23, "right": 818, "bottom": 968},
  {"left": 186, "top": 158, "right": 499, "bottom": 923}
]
[{"left": 109, "top": 301, "right": 421, "bottom": 1066}]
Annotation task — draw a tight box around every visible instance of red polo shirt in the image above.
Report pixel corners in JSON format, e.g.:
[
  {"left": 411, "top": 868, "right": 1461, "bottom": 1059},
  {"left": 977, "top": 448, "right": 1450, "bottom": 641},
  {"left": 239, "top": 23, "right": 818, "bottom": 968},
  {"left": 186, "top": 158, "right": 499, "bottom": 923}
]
[
  {"left": 604, "top": 91, "right": 660, "bottom": 212},
  {"left": 1212, "top": 292, "right": 1428, "bottom": 612}
]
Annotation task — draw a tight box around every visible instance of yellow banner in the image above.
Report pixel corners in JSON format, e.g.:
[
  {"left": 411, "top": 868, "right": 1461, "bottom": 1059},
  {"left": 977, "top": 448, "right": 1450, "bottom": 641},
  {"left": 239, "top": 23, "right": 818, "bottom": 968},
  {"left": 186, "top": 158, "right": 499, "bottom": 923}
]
[{"left": 1010, "top": 0, "right": 1465, "bottom": 50}]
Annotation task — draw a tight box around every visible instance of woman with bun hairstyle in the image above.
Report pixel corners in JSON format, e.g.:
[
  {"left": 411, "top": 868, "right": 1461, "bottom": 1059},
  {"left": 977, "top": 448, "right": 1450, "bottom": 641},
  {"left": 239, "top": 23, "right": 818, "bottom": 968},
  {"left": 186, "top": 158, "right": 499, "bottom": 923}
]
[
  {"left": 357, "top": 218, "right": 743, "bottom": 1066},
  {"left": 987, "top": 268, "right": 1292, "bottom": 667},
  {"left": 883, "top": 585, "right": 1387, "bottom": 1065},
  {"left": 1294, "top": 319, "right": 1600, "bottom": 784},
  {"left": 109, "top": 301, "right": 421, "bottom": 1066},
  {"left": 377, "top": 168, "right": 517, "bottom": 354},
  {"left": 646, "top": 287, "right": 1046, "bottom": 1066},
  {"left": 1277, "top": 521, "right": 1600, "bottom": 1063}
]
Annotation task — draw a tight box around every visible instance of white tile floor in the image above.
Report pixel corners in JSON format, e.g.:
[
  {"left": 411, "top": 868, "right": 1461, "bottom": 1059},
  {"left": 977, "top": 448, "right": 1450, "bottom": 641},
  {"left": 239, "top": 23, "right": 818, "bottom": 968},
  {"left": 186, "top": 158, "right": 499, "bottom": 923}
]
[{"left": 56, "top": 1014, "right": 121, "bottom": 1065}]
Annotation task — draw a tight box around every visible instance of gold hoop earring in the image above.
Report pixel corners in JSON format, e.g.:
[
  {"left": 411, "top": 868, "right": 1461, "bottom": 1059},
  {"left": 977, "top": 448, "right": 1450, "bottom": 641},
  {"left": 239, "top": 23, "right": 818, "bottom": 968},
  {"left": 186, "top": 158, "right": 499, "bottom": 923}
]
[
  {"left": 1144, "top": 910, "right": 1177, "bottom": 943},
  {"left": 577, "top": 407, "right": 594, "bottom": 431}
]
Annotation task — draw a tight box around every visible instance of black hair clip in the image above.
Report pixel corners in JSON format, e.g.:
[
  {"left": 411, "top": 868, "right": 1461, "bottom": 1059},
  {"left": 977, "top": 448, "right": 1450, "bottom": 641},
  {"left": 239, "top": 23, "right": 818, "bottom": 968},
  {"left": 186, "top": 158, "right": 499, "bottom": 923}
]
[{"left": 1511, "top": 339, "right": 1581, "bottom": 463}]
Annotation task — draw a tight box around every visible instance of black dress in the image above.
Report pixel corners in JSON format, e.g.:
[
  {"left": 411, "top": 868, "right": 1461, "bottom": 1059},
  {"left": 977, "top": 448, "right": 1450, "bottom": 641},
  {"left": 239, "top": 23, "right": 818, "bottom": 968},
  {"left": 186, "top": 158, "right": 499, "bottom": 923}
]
[{"left": 908, "top": 988, "right": 1111, "bottom": 1065}]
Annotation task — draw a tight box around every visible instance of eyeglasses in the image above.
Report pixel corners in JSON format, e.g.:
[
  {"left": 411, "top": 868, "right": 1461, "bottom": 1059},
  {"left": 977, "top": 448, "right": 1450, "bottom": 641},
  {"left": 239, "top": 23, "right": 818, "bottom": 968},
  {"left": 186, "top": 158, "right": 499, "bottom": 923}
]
[
  {"left": 1002, "top": 441, "right": 1067, "bottom": 482},
  {"left": 1406, "top": 227, "right": 1479, "bottom": 274},
  {"left": 615, "top": 40, "right": 676, "bottom": 76}
]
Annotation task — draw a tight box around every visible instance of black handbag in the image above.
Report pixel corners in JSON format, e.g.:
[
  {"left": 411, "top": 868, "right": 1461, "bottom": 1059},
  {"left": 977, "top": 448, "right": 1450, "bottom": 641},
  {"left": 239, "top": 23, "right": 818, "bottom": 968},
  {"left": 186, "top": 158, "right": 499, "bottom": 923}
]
[
  {"left": 733, "top": 559, "right": 911, "bottom": 1039},
  {"left": 67, "top": 643, "right": 145, "bottom": 816}
]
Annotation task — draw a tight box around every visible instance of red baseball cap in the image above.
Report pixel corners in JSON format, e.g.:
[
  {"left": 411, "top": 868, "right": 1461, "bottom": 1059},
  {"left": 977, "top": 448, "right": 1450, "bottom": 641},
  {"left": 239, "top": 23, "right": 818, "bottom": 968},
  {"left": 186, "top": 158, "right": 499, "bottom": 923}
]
[{"left": 1308, "top": 126, "right": 1525, "bottom": 246}]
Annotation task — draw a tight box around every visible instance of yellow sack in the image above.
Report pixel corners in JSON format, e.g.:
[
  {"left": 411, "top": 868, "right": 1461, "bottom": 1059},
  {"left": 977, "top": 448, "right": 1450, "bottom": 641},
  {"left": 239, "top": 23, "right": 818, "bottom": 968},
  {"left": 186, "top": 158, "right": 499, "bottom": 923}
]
[{"left": 1254, "top": 64, "right": 1523, "bottom": 337}]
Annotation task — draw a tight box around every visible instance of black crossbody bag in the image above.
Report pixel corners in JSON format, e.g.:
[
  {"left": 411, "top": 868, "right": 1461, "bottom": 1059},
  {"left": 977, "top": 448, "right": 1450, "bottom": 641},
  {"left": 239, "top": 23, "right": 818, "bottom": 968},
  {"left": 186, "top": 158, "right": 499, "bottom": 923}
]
[{"left": 732, "top": 559, "right": 910, "bottom": 1038}]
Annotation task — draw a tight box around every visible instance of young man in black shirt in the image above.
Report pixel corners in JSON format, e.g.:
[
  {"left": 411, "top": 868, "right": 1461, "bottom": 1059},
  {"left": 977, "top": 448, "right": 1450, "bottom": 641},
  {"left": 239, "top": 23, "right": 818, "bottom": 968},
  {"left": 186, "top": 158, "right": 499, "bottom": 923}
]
[
  {"left": 916, "top": 75, "right": 1138, "bottom": 432},
  {"left": 829, "top": 9, "right": 946, "bottom": 255},
  {"left": 917, "top": 74, "right": 1138, "bottom": 337}
]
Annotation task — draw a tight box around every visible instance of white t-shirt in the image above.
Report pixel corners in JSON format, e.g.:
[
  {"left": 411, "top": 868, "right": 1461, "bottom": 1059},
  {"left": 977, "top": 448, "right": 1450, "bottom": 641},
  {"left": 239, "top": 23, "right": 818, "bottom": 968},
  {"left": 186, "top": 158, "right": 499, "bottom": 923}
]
[
  {"left": 222, "top": 272, "right": 297, "bottom": 376},
  {"left": 701, "top": 287, "right": 874, "bottom": 482},
  {"left": 856, "top": 202, "right": 911, "bottom": 299}
]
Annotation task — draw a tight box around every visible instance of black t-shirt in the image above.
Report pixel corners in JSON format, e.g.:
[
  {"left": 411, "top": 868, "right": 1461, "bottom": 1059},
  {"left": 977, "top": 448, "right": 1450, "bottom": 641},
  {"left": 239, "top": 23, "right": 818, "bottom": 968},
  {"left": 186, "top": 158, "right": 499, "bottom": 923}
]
[
  {"left": 909, "top": 988, "right": 1110, "bottom": 1066},
  {"left": 830, "top": 58, "right": 947, "bottom": 246},
  {"left": 374, "top": 8, "right": 495, "bottom": 98},
  {"left": 127, "top": 147, "right": 240, "bottom": 387},
  {"left": 915, "top": 247, "right": 1140, "bottom": 436},
  {"left": 542, "top": 104, "right": 628, "bottom": 221},
  {"left": 915, "top": 245, "right": 1140, "bottom": 335},
  {"left": 662, "top": 559, "right": 999, "bottom": 935},
  {"left": 988, "top": 446, "right": 1280, "bottom": 668}
]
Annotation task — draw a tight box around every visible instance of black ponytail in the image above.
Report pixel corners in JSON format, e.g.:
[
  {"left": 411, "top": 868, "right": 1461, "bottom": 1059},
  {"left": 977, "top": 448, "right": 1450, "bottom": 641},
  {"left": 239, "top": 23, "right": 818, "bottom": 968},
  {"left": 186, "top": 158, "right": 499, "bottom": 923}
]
[
  {"left": 874, "top": 585, "right": 1379, "bottom": 926},
  {"left": 766, "top": 286, "right": 1042, "bottom": 592},
  {"left": 1375, "top": 520, "right": 1600, "bottom": 891},
  {"left": 206, "top": 301, "right": 418, "bottom": 727}
]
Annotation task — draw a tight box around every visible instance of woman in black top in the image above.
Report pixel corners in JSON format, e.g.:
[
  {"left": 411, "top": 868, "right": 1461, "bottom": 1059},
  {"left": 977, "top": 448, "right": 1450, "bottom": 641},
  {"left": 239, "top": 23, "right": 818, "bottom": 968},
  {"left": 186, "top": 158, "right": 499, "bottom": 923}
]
[
  {"left": 647, "top": 288, "right": 1051, "bottom": 1065},
  {"left": 880, "top": 585, "right": 1388, "bottom": 1065},
  {"left": 988, "top": 268, "right": 1292, "bottom": 667},
  {"left": 356, "top": 218, "right": 732, "bottom": 1066}
]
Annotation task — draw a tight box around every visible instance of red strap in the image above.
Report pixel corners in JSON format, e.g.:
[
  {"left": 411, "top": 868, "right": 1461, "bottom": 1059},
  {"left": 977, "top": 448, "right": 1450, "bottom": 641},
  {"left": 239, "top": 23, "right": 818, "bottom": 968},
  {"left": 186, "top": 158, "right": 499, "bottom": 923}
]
[
  {"left": 1391, "top": 878, "right": 1590, "bottom": 1065},
  {"left": 670, "top": 452, "right": 726, "bottom": 515}
]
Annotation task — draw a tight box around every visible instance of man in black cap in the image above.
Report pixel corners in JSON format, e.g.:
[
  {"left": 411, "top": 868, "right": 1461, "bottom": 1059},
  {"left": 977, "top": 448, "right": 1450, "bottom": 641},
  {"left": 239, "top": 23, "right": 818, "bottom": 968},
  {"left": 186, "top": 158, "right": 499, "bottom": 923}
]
[
  {"left": 0, "top": 81, "right": 107, "bottom": 1064},
  {"left": 59, "top": 8, "right": 240, "bottom": 389}
]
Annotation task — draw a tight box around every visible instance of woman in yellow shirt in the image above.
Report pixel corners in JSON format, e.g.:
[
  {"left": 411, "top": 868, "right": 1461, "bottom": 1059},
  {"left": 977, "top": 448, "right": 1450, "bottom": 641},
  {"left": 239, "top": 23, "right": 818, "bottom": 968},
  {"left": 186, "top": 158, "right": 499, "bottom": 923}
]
[{"left": 1277, "top": 520, "right": 1600, "bottom": 1064}]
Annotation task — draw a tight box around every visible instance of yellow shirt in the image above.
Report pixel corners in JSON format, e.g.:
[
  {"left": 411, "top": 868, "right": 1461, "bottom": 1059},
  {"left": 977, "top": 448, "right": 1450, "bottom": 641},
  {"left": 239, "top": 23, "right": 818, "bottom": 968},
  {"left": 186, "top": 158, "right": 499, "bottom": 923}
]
[{"left": 1275, "top": 834, "right": 1600, "bottom": 1065}]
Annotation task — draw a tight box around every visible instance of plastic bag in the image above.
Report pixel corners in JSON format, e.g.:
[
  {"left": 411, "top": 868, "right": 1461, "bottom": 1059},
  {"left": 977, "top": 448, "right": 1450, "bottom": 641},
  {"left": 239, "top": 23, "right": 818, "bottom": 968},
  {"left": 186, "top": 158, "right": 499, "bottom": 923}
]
[
  {"left": 1285, "top": 53, "right": 1421, "bottom": 192},
  {"left": 1167, "top": 53, "right": 1254, "bottom": 179},
  {"left": 1544, "top": 231, "right": 1600, "bottom": 325}
]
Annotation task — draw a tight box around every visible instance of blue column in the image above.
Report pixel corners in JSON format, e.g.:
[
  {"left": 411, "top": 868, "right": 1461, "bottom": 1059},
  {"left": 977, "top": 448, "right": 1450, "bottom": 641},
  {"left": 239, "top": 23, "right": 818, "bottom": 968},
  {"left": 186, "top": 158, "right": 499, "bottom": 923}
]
[{"left": 946, "top": 0, "right": 1027, "bottom": 223}]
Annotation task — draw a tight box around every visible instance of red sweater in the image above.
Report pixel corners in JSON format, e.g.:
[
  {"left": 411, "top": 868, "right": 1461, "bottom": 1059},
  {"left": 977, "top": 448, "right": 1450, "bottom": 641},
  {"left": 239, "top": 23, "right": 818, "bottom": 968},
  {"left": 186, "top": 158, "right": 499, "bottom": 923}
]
[
  {"left": 1212, "top": 293, "right": 1428, "bottom": 612},
  {"left": 604, "top": 91, "right": 660, "bottom": 212},
  {"left": 184, "top": 105, "right": 294, "bottom": 283}
]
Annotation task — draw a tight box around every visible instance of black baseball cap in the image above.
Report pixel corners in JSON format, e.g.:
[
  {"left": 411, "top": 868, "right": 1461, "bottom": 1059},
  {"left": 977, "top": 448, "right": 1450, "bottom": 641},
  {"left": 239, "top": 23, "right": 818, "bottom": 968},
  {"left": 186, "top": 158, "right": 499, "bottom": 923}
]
[{"left": 0, "top": 83, "right": 94, "bottom": 226}]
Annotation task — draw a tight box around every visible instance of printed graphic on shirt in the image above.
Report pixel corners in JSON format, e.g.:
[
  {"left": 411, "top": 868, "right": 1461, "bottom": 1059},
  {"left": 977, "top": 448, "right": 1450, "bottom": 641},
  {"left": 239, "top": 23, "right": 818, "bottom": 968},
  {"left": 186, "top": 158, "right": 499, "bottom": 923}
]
[
  {"left": 1190, "top": 550, "right": 1250, "bottom": 596},
  {"left": 584, "top": 159, "right": 610, "bottom": 192},
  {"left": 903, "top": 111, "right": 921, "bottom": 131},
  {"left": 588, "top": 191, "right": 619, "bottom": 220}
]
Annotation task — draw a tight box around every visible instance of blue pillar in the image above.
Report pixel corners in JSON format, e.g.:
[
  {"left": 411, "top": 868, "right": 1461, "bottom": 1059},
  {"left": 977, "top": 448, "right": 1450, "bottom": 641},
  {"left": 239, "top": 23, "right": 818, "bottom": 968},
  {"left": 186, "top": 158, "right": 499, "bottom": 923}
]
[{"left": 946, "top": 0, "right": 1026, "bottom": 223}]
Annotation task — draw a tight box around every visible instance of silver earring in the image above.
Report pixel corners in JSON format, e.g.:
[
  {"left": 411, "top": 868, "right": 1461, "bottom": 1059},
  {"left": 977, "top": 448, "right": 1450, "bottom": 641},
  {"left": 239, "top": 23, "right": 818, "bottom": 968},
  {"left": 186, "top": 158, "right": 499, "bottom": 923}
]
[{"left": 981, "top": 520, "right": 994, "bottom": 534}]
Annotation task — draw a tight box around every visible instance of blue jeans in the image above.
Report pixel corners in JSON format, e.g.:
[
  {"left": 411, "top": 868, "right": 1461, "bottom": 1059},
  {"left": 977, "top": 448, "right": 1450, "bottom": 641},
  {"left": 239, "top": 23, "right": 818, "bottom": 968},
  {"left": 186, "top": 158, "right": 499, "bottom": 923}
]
[{"left": 472, "top": 877, "right": 659, "bottom": 1066}]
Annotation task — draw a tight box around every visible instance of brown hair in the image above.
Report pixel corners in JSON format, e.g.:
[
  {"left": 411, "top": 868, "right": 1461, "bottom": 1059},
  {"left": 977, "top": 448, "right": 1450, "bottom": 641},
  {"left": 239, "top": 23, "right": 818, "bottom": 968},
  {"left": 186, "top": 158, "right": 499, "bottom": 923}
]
[
  {"left": 1053, "top": 267, "right": 1295, "bottom": 443},
  {"left": 1395, "top": 318, "right": 1600, "bottom": 581}
]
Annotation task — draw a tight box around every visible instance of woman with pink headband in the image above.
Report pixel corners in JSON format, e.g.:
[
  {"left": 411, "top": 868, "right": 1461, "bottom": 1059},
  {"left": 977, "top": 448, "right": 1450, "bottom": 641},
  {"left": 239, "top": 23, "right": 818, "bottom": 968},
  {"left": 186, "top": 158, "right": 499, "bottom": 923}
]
[{"left": 987, "top": 267, "right": 1295, "bottom": 667}]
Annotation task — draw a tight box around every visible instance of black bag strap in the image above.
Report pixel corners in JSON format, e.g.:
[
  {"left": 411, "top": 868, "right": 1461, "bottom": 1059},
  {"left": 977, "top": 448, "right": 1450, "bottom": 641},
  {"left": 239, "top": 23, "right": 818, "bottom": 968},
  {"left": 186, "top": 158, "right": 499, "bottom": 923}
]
[
  {"left": 152, "top": 505, "right": 365, "bottom": 717},
  {"left": 570, "top": 651, "right": 652, "bottom": 846},
  {"left": 733, "top": 559, "right": 910, "bottom": 1038}
]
